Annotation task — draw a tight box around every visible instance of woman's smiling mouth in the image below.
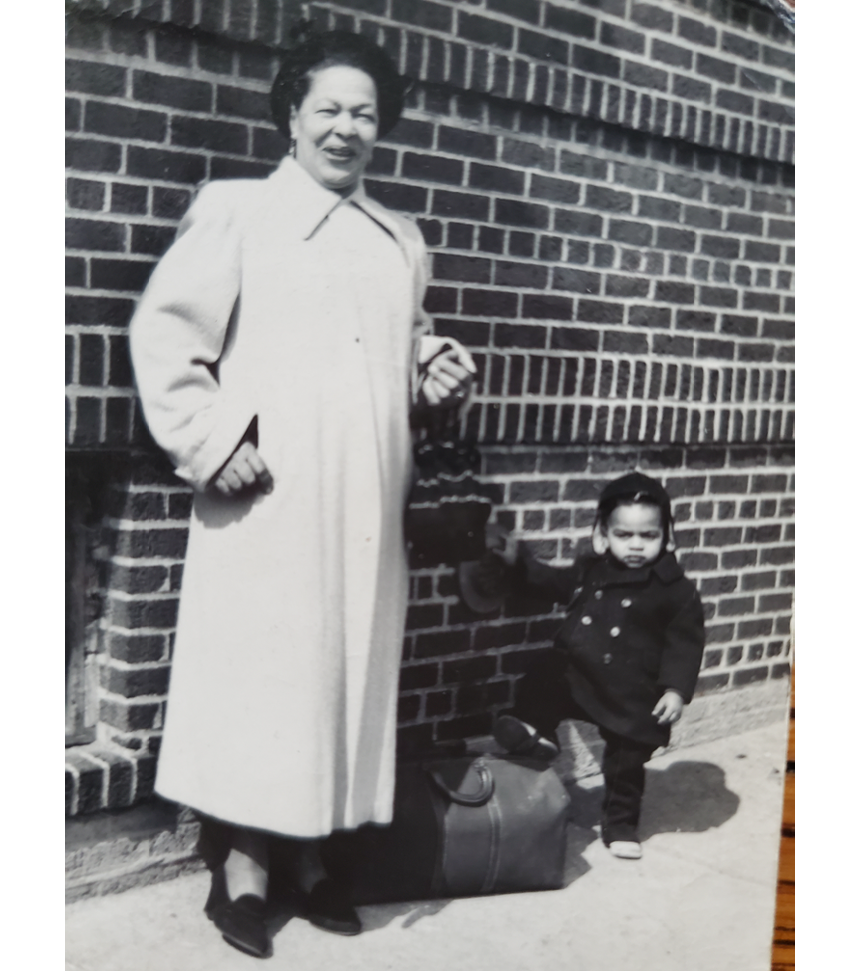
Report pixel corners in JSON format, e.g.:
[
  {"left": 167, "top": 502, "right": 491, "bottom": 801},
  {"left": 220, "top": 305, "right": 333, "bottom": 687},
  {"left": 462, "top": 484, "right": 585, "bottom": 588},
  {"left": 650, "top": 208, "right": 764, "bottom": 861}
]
[{"left": 324, "top": 146, "right": 356, "bottom": 161}]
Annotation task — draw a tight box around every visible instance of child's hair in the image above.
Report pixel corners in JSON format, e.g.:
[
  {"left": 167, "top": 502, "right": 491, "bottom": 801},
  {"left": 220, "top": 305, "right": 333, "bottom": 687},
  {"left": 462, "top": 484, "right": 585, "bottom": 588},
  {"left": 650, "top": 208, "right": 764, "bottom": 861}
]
[
  {"left": 595, "top": 472, "right": 674, "bottom": 538},
  {"left": 597, "top": 494, "right": 670, "bottom": 534}
]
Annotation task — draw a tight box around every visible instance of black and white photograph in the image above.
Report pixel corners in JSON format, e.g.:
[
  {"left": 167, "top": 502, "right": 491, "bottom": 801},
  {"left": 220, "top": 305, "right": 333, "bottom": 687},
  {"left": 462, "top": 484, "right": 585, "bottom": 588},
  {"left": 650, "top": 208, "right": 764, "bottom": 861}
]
[{"left": 63, "top": 1, "right": 796, "bottom": 968}]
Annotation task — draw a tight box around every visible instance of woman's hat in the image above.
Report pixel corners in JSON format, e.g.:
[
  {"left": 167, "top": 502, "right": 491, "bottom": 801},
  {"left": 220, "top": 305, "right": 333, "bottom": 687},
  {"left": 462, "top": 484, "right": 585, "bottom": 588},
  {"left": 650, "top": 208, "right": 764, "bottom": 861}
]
[{"left": 458, "top": 524, "right": 514, "bottom": 614}]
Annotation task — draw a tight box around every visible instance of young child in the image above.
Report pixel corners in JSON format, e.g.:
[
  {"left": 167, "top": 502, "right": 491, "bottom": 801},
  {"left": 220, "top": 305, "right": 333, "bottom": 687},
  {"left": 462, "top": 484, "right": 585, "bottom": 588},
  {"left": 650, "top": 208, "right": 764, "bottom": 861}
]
[{"left": 486, "top": 472, "right": 705, "bottom": 860}]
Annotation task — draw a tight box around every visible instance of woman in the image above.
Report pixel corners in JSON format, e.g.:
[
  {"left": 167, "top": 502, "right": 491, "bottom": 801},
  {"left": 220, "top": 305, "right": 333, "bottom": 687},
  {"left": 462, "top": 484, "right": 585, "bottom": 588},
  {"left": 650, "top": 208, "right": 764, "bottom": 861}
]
[{"left": 130, "top": 30, "right": 475, "bottom": 958}]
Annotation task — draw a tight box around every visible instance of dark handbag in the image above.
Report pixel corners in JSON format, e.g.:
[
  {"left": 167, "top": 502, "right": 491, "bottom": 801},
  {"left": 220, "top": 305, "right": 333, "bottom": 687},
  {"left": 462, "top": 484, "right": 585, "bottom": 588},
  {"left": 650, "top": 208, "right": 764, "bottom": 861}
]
[
  {"left": 405, "top": 354, "right": 493, "bottom": 565},
  {"left": 324, "top": 755, "right": 570, "bottom": 904}
]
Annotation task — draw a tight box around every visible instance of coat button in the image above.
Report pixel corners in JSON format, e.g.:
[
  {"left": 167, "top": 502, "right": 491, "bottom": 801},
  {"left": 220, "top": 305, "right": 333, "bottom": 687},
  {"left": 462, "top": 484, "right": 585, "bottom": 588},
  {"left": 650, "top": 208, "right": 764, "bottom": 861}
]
[
  {"left": 621, "top": 598, "right": 632, "bottom": 608},
  {"left": 581, "top": 615, "right": 593, "bottom": 626},
  {"left": 610, "top": 626, "right": 621, "bottom": 637},
  {"left": 603, "top": 653, "right": 612, "bottom": 664},
  {"left": 594, "top": 590, "right": 603, "bottom": 600}
]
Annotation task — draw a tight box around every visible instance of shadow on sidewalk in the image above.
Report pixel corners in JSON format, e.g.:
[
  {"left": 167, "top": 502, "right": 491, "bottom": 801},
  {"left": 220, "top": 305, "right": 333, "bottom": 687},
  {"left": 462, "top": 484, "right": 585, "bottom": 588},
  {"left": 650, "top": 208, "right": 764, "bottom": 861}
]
[
  {"left": 349, "top": 814, "right": 602, "bottom": 934},
  {"left": 564, "top": 760, "right": 741, "bottom": 840},
  {"left": 194, "top": 760, "right": 739, "bottom": 945},
  {"left": 358, "top": 897, "right": 453, "bottom": 932}
]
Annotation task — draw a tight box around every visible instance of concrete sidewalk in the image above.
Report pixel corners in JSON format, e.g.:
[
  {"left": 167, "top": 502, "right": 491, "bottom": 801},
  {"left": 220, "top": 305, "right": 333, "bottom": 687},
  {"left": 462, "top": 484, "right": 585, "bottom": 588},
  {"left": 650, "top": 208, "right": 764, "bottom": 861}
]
[{"left": 66, "top": 720, "right": 787, "bottom": 971}]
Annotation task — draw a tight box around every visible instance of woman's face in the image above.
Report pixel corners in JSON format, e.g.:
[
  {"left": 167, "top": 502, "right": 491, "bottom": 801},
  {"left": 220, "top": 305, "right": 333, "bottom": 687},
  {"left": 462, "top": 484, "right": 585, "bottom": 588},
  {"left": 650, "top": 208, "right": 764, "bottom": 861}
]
[{"left": 290, "top": 65, "right": 379, "bottom": 194}]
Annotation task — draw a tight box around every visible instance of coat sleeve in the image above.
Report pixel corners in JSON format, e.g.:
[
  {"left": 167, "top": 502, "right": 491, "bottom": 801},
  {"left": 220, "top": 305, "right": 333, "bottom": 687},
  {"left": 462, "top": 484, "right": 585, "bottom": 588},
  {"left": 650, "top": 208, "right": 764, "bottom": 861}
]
[
  {"left": 129, "top": 182, "right": 257, "bottom": 490},
  {"left": 509, "top": 546, "right": 577, "bottom": 608},
  {"left": 657, "top": 585, "right": 706, "bottom": 703},
  {"left": 394, "top": 217, "right": 432, "bottom": 412}
]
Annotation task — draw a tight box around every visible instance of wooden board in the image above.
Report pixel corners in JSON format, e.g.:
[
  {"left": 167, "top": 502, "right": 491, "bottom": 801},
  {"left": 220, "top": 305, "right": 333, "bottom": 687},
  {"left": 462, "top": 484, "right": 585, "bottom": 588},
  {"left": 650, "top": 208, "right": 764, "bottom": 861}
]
[{"left": 771, "top": 669, "right": 795, "bottom": 970}]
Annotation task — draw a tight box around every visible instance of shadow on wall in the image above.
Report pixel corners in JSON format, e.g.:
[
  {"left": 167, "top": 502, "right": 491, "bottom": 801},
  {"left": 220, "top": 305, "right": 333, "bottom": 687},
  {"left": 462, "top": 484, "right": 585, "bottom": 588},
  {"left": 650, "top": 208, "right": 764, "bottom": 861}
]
[{"left": 566, "top": 760, "right": 741, "bottom": 841}]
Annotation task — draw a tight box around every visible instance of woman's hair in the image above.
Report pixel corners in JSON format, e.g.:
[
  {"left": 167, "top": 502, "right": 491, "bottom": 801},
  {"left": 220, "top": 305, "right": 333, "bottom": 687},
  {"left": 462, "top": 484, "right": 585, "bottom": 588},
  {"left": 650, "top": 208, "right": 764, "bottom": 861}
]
[{"left": 270, "top": 29, "right": 409, "bottom": 140}]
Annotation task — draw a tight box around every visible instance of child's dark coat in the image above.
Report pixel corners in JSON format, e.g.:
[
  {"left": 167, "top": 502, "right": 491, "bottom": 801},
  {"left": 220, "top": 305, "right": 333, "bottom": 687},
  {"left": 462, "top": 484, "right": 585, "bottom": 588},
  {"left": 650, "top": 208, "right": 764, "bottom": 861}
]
[{"left": 512, "top": 549, "right": 705, "bottom": 748}]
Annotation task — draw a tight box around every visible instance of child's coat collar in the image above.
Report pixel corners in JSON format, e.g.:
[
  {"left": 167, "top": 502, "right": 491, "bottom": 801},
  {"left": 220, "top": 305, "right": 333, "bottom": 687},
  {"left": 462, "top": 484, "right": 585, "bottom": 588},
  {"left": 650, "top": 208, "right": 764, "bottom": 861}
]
[{"left": 588, "top": 551, "right": 684, "bottom": 587}]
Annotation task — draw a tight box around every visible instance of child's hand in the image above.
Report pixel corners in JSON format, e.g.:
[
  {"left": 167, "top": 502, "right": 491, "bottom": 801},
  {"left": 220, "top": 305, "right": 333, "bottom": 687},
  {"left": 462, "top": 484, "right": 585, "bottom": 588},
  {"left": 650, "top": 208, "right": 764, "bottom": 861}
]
[
  {"left": 485, "top": 524, "right": 518, "bottom": 566},
  {"left": 652, "top": 689, "right": 684, "bottom": 726}
]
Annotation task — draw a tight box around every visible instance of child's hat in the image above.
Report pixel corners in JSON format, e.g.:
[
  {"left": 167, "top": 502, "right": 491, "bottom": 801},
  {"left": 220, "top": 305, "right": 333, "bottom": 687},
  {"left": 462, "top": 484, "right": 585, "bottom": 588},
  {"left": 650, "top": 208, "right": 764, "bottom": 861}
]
[
  {"left": 593, "top": 471, "right": 676, "bottom": 556},
  {"left": 598, "top": 471, "right": 672, "bottom": 517}
]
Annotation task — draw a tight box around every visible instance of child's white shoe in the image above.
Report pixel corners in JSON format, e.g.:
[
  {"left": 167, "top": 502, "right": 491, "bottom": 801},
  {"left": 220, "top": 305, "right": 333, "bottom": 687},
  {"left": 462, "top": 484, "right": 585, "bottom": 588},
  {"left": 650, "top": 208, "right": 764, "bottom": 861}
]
[{"left": 608, "top": 841, "right": 642, "bottom": 860}]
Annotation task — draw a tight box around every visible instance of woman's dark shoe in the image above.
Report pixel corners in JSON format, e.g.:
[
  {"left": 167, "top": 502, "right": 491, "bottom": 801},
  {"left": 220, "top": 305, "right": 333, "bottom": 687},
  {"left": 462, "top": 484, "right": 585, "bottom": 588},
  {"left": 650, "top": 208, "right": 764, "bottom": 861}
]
[
  {"left": 205, "top": 866, "right": 272, "bottom": 958},
  {"left": 305, "top": 878, "right": 362, "bottom": 936}
]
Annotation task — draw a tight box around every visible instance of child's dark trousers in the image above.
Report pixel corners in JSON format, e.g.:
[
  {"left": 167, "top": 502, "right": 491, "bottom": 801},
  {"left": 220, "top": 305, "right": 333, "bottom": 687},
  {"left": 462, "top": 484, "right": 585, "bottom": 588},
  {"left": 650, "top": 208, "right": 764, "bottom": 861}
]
[{"left": 511, "top": 649, "right": 656, "bottom": 845}]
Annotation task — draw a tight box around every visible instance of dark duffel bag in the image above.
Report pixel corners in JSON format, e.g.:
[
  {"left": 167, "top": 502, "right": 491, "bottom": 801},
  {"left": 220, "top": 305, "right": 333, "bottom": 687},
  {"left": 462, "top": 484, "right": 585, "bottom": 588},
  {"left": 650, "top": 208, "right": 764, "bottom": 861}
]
[{"left": 323, "top": 755, "right": 570, "bottom": 904}]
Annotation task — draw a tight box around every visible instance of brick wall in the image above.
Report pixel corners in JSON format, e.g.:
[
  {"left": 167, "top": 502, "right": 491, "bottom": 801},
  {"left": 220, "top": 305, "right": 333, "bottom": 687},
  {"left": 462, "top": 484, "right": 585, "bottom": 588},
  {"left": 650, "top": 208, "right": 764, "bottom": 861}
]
[{"left": 65, "top": 0, "right": 794, "bottom": 816}]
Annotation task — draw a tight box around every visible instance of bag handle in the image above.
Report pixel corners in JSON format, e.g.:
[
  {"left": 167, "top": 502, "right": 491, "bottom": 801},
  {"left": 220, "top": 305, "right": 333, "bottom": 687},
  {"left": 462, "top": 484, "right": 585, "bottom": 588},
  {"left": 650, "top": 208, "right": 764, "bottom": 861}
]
[{"left": 426, "top": 761, "right": 495, "bottom": 807}]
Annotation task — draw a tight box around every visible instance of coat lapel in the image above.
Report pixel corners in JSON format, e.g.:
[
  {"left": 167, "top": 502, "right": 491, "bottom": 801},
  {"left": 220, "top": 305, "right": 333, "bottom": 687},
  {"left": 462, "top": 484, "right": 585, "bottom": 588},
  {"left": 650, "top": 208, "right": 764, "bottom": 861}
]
[{"left": 261, "top": 158, "right": 417, "bottom": 265}]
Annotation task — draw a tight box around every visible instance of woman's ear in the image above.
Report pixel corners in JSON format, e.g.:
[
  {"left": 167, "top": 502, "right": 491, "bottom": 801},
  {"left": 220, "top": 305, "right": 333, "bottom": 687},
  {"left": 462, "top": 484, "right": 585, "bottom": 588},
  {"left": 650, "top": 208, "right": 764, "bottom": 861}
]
[
  {"left": 289, "top": 105, "right": 299, "bottom": 153},
  {"left": 592, "top": 524, "right": 609, "bottom": 556}
]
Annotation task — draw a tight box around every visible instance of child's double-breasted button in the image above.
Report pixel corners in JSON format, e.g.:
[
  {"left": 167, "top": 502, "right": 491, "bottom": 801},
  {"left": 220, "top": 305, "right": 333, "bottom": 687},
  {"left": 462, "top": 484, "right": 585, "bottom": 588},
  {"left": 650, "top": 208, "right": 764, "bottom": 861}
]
[
  {"left": 621, "top": 598, "right": 632, "bottom": 608},
  {"left": 581, "top": 615, "right": 593, "bottom": 625},
  {"left": 603, "top": 653, "right": 612, "bottom": 664},
  {"left": 610, "top": 626, "right": 621, "bottom": 637},
  {"left": 594, "top": 590, "right": 603, "bottom": 600}
]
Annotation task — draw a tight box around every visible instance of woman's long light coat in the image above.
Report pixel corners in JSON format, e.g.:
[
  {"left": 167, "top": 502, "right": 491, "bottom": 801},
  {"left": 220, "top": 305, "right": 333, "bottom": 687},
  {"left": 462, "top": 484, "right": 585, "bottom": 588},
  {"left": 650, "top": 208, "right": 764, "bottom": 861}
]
[{"left": 130, "top": 157, "right": 431, "bottom": 837}]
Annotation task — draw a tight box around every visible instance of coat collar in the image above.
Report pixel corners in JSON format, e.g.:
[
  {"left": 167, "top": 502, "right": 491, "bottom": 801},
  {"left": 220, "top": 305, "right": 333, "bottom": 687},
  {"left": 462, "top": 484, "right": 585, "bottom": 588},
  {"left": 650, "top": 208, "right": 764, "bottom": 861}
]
[
  {"left": 589, "top": 551, "right": 684, "bottom": 587},
  {"left": 266, "top": 156, "right": 407, "bottom": 250}
]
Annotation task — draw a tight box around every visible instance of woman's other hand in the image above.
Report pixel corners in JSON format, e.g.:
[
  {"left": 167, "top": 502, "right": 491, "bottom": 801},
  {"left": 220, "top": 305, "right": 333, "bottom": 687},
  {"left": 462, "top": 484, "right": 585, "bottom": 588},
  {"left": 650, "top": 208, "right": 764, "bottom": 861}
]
[
  {"left": 212, "top": 442, "right": 274, "bottom": 497},
  {"left": 419, "top": 336, "right": 477, "bottom": 408}
]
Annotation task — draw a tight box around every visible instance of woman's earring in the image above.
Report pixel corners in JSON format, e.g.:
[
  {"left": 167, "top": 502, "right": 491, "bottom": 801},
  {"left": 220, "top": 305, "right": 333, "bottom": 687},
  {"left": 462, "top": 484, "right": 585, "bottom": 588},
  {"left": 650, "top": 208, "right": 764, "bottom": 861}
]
[
  {"left": 592, "top": 525, "right": 609, "bottom": 556},
  {"left": 289, "top": 136, "right": 297, "bottom": 157}
]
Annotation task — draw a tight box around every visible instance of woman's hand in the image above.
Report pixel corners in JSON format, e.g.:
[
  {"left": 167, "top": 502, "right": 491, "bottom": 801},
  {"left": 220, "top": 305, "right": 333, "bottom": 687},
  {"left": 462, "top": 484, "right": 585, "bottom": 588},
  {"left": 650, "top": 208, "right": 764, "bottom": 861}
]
[
  {"left": 418, "top": 337, "right": 477, "bottom": 409},
  {"left": 652, "top": 689, "right": 685, "bottom": 726},
  {"left": 212, "top": 441, "right": 274, "bottom": 497}
]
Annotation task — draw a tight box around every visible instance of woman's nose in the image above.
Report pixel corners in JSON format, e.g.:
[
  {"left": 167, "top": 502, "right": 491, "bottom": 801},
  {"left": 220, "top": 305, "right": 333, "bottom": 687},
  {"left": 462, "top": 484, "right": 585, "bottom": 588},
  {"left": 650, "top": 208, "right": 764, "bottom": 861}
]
[{"left": 333, "top": 111, "right": 356, "bottom": 137}]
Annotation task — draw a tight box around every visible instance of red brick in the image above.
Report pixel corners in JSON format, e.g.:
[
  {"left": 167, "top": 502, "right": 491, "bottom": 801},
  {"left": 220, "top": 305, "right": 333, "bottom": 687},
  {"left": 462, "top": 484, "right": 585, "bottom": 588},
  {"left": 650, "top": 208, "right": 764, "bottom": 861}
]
[
  {"left": 695, "top": 672, "right": 730, "bottom": 694},
  {"left": 99, "top": 699, "right": 162, "bottom": 732},
  {"left": 66, "top": 752, "right": 105, "bottom": 815},
  {"left": 474, "top": 623, "right": 527, "bottom": 651},
  {"left": 436, "top": 712, "right": 493, "bottom": 740},
  {"left": 414, "top": 629, "right": 471, "bottom": 659},
  {"left": 741, "top": 571, "right": 777, "bottom": 592},
  {"left": 718, "top": 596, "right": 755, "bottom": 616},
  {"left": 442, "top": 656, "right": 497, "bottom": 683},
  {"left": 104, "top": 664, "right": 171, "bottom": 698}
]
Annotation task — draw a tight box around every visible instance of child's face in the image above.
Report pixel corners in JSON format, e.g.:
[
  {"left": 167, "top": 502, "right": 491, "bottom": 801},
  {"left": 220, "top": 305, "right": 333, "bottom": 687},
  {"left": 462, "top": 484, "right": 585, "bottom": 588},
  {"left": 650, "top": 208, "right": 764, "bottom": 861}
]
[{"left": 603, "top": 502, "right": 665, "bottom": 569}]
